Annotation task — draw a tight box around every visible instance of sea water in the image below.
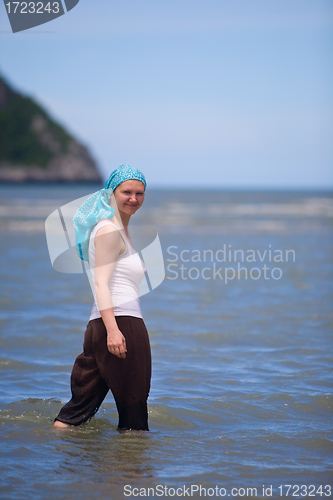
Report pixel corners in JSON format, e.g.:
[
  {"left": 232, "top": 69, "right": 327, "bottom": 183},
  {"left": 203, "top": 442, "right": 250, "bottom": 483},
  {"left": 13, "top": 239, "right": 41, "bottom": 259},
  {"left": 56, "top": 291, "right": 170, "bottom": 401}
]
[{"left": 0, "top": 185, "right": 332, "bottom": 499}]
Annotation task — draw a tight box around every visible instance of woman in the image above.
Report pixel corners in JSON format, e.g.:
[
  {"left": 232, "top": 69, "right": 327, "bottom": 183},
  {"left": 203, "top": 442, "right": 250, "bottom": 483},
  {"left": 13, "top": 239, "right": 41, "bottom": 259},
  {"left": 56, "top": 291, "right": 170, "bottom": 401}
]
[{"left": 54, "top": 165, "right": 151, "bottom": 431}]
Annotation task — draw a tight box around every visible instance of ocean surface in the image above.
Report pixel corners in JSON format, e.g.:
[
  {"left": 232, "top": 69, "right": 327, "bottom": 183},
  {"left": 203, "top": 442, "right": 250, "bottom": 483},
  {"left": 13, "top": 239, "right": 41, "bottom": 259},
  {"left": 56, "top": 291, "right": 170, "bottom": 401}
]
[{"left": 0, "top": 184, "right": 332, "bottom": 500}]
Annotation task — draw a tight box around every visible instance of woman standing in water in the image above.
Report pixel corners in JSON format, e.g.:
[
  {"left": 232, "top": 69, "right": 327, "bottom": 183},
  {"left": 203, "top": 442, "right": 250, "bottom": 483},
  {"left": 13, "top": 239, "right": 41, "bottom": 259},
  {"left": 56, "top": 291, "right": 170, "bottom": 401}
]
[{"left": 54, "top": 165, "right": 151, "bottom": 430}]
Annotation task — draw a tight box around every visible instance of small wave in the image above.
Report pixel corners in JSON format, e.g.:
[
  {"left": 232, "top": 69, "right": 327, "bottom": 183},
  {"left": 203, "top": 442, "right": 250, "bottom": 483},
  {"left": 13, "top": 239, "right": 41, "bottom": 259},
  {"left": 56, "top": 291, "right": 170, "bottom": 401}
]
[
  {"left": 151, "top": 198, "right": 333, "bottom": 220},
  {"left": 0, "top": 398, "right": 63, "bottom": 428}
]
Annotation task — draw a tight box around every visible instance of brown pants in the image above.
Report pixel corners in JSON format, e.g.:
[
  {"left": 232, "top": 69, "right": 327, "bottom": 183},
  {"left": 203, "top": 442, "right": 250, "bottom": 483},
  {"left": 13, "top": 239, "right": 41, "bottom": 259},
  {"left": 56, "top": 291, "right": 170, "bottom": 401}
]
[{"left": 55, "top": 316, "right": 151, "bottom": 430}]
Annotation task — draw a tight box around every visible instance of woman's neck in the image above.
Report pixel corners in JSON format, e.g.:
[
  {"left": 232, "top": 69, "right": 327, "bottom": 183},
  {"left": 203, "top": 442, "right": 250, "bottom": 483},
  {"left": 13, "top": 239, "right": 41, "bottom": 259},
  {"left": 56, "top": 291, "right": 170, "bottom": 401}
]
[{"left": 113, "top": 213, "right": 130, "bottom": 229}]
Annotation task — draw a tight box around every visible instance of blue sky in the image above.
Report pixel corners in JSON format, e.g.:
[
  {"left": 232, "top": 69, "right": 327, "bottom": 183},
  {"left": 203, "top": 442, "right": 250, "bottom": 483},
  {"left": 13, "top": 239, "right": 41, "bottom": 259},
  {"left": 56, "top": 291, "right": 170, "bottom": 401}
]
[{"left": 1, "top": 0, "right": 332, "bottom": 188}]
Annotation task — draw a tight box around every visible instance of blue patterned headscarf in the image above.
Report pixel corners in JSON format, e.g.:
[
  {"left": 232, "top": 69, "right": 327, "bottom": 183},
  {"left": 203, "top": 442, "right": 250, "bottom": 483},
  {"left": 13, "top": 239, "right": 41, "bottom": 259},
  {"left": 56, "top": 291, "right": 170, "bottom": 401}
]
[{"left": 73, "top": 165, "right": 146, "bottom": 262}]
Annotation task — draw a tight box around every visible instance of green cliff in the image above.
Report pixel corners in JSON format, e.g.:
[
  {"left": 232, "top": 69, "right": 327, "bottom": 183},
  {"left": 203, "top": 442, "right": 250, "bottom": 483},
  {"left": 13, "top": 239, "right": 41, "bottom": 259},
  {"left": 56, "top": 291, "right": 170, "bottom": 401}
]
[{"left": 0, "top": 76, "right": 102, "bottom": 182}]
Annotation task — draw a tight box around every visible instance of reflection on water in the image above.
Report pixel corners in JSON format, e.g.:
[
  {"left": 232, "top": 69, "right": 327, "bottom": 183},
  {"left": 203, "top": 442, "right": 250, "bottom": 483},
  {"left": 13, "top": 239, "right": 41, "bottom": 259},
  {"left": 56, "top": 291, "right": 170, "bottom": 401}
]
[{"left": 54, "top": 420, "right": 156, "bottom": 482}]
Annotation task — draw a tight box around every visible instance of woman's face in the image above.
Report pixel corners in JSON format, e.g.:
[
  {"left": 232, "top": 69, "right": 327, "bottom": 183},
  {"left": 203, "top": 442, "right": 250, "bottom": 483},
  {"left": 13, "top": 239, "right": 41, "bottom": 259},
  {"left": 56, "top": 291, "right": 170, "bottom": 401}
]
[{"left": 113, "top": 179, "right": 145, "bottom": 217}]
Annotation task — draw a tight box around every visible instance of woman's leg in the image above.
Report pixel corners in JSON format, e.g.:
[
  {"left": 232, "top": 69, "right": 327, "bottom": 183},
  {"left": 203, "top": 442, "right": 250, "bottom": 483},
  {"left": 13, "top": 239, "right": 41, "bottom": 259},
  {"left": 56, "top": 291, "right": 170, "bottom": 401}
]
[
  {"left": 92, "top": 316, "right": 151, "bottom": 430},
  {"left": 54, "top": 321, "right": 109, "bottom": 426}
]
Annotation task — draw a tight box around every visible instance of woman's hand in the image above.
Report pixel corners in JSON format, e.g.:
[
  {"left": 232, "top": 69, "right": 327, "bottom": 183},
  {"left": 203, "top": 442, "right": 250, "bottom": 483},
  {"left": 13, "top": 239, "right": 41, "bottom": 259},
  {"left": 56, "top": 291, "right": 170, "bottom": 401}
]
[{"left": 107, "top": 328, "right": 127, "bottom": 358}]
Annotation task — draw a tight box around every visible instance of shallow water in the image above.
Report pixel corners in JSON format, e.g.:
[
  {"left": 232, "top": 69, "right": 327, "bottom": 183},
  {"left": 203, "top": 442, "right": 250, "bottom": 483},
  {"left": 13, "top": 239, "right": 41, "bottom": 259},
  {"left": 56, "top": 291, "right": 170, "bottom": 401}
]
[{"left": 0, "top": 185, "right": 332, "bottom": 499}]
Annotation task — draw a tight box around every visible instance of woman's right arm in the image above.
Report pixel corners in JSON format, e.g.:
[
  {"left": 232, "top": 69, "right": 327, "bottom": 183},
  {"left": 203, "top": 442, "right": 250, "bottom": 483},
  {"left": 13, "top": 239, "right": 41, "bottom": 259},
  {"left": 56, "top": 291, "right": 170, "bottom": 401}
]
[{"left": 94, "top": 225, "right": 127, "bottom": 359}]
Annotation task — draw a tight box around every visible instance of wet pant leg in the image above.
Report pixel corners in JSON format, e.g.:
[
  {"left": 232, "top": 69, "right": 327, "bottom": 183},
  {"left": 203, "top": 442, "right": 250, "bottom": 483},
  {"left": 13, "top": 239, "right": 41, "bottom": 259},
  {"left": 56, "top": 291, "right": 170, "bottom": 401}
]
[
  {"left": 54, "top": 320, "right": 109, "bottom": 426},
  {"left": 94, "top": 316, "right": 151, "bottom": 430}
]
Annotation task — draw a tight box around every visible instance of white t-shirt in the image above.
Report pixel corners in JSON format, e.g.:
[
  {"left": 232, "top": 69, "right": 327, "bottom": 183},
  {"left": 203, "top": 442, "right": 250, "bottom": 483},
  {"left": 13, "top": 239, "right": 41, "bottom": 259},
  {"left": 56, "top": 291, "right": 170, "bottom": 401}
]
[{"left": 88, "top": 220, "right": 145, "bottom": 320}]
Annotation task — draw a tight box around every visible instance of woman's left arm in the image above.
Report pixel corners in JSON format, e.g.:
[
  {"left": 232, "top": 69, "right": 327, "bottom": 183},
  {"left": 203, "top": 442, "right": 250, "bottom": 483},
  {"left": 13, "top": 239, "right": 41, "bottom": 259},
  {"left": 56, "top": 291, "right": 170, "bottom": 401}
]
[{"left": 94, "top": 225, "right": 127, "bottom": 358}]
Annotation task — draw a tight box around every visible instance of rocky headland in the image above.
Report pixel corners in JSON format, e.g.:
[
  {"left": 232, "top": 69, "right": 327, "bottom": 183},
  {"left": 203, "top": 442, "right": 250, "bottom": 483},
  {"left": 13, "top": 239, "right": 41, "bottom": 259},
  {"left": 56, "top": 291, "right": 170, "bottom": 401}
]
[{"left": 0, "top": 76, "right": 102, "bottom": 183}]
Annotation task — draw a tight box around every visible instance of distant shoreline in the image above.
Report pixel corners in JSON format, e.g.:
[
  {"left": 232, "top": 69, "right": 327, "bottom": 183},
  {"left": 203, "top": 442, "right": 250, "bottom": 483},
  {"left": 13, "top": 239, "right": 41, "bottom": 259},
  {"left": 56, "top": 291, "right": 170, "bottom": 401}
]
[
  {"left": 0, "top": 180, "right": 103, "bottom": 185},
  {"left": 0, "top": 182, "right": 332, "bottom": 195}
]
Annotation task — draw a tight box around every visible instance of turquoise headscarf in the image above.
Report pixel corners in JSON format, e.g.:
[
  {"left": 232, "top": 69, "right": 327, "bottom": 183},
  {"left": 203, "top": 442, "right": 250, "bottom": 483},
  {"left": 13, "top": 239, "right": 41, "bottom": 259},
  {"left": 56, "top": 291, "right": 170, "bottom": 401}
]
[{"left": 73, "top": 164, "right": 146, "bottom": 262}]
